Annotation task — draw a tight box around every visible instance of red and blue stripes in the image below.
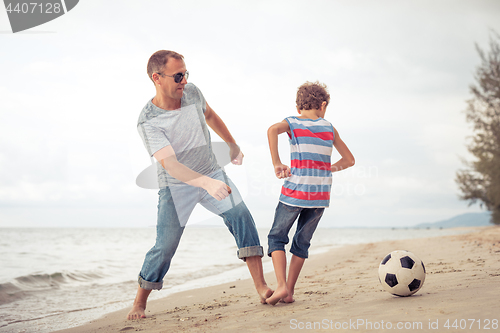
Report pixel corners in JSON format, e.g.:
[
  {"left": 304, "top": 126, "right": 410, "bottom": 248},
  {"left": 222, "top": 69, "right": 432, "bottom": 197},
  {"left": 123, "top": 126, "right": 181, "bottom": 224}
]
[{"left": 279, "top": 117, "right": 334, "bottom": 208}]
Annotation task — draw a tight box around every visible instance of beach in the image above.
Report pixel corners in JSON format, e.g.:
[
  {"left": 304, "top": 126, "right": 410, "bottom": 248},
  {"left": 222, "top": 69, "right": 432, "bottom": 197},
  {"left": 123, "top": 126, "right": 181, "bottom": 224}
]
[{"left": 54, "top": 226, "right": 500, "bottom": 333}]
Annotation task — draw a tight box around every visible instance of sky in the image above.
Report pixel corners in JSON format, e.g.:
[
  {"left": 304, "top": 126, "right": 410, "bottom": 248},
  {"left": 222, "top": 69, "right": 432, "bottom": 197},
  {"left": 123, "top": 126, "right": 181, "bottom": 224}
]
[{"left": 1, "top": 0, "right": 499, "bottom": 228}]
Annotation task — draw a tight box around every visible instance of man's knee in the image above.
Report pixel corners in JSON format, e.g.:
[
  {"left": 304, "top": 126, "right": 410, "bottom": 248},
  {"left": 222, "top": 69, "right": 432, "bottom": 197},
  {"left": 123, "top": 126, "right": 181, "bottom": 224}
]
[{"left": 222, "top": 201, "right": 252, "bottom": 219}]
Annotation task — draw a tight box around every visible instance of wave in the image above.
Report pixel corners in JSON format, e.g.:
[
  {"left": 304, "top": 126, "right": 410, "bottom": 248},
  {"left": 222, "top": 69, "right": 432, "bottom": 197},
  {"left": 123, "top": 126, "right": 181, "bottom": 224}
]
[{"left": 0, "top": 270, "right": 107, "bottom": 305}]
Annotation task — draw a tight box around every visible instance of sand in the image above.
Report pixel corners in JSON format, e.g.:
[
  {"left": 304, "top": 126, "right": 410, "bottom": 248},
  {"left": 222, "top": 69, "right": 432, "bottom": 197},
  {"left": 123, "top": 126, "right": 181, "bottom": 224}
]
[{"left": 55, "top": 226, "right": 500, "bottom": 333}]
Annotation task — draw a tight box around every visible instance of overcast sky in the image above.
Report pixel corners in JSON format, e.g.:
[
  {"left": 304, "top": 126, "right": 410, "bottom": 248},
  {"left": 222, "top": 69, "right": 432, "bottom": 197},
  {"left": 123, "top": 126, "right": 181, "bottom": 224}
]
[{"left": 1, "top": 0, "right": 499, "bottom": 228}]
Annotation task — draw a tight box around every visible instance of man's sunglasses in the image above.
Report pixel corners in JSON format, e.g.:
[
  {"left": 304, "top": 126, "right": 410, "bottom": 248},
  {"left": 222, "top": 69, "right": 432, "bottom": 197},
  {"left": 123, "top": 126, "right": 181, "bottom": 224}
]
[{"left": 156, "top": 71, "right": 189, "bottom": 83}]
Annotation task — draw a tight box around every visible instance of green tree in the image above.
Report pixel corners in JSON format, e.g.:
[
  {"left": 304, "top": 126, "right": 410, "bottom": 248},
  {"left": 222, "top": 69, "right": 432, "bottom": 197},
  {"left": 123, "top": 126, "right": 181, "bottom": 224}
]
[{"left": 456, "top": 31, "right": 500, "bottom": 225}]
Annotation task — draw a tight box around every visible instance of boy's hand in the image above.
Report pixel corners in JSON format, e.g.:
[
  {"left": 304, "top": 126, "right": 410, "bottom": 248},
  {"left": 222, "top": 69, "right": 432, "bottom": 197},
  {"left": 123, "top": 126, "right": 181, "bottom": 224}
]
[
  {"left": 274, "top": 164, "right": 291, "bottom": 179},
  {"left": 204, "top": 178, "right": 232, "bottom": 201}
]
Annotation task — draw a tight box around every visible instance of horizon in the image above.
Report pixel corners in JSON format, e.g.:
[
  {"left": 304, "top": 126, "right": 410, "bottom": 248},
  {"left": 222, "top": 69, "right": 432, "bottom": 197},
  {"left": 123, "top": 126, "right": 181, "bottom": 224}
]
[{"left": 0, "top": 211, "right": 492, "bottom": 229}]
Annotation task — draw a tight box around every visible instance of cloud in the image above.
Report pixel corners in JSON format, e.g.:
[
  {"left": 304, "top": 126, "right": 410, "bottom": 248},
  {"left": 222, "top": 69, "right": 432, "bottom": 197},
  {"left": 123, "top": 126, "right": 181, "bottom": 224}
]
[{"left": 0, "top": 0, "right": 499, "bottom": 227}]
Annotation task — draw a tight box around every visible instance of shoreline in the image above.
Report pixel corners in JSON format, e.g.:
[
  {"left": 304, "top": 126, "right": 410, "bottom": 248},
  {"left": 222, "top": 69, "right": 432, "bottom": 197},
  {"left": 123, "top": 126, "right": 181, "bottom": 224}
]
[{"left": 54, "top": 226, "right": 500, "bottom": 333}]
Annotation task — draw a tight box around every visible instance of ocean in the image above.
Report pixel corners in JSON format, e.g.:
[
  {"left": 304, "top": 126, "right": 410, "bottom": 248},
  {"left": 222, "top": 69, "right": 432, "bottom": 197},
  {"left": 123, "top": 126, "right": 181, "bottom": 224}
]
[{"left": 0, "top": 226, "right": 473, "bottom": 333}]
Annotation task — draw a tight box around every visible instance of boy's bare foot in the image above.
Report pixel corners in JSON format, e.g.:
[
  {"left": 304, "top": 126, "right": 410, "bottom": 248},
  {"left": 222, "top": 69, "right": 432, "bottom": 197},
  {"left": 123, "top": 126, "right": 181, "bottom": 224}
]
[
  {"left": 127, "top": 304, "right": 146, "bottom": 320},
  {"left": 259, "top": 286, "right": 274, "bottom": 304},
  {"left": 266, "top": 285, "right": 289, "bottom": 306},
  {"left": 282, "top": 293, "right": 295, "bottom": 303}
]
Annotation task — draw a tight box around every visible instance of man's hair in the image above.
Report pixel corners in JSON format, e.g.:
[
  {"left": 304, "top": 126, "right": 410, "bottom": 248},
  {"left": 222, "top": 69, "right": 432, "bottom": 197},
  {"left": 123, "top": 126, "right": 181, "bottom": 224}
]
[
  {"left": 147, "top": 50, "right": 184, "bottom": 83},
  {"left": 296, "top": 81, "right": 330, "bottom": 110}
]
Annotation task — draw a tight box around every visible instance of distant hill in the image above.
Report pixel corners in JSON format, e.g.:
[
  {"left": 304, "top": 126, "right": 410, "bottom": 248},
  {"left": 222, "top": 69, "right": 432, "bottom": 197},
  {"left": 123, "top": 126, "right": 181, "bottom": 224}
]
[{"left": 415, "top": 212, "right": 493, "bottom": 229}]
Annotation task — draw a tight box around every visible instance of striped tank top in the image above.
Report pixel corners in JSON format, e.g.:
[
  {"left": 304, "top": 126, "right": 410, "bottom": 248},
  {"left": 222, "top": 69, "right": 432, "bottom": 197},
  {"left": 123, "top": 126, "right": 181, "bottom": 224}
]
[{"left": 279, "top": 116, "right": 334, "bottom": 208}]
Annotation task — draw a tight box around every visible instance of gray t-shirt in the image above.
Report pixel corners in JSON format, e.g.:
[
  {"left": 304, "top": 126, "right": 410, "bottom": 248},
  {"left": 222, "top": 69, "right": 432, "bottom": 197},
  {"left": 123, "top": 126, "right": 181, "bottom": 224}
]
[{"left": 137, "top": 83, "right": 220, "bottom": 187}]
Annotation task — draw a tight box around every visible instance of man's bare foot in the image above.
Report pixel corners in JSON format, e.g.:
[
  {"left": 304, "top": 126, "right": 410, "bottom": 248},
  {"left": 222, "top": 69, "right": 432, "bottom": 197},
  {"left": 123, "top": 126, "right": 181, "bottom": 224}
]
[
  {"left": 127, "top": 304, "right": 146, "bottom": 320},
  {"left": 127, "top": 286, "right": 151, "bottom": 320},
  {"left": 266, "top": 285, "right": 289, "bottom": 306},
  {"left": 258, "top": 285, "right": 274, "bottom": 304}
]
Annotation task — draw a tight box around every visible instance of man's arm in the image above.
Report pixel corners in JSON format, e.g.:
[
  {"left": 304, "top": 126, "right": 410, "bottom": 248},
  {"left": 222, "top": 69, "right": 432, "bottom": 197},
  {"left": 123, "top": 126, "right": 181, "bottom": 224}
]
[
  {"left": 331, "top": 127, "right": 355, "bottom": 173},
  {"left": 267, "top": 120, "right": 291, "bottom": 179},
  {"left": 153, "top": 145, "right": 231, "bottom": 201},
  {"left": 204, "top": 102, "right": 243, "bottom": 164}
]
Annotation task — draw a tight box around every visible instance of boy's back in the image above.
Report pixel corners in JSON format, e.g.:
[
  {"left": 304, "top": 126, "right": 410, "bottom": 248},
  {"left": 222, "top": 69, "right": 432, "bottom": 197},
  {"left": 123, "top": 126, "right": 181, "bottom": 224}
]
[
  {"left": 265, "top": 81, "right": 354, "bottom": 306},
  {"left": 280, "top": 116, "right": 334, "bottom": 208}
]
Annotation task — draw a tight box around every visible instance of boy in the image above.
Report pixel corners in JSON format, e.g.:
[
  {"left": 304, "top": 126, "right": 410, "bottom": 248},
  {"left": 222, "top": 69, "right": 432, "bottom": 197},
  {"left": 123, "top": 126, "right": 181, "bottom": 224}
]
[{"left": 265, "top": 81, "right": 355, "bottom": 305}]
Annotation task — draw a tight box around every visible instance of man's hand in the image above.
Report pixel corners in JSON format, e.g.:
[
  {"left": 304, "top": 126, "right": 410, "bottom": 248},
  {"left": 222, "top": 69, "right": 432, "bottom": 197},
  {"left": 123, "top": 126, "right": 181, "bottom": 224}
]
[
  {"left": 231, "top": 150, "right": 244, "bottom": 165},
  {"left": 205, "top": 103, "right": 243, "bottom": 165},
  {"left": 204, "top": 178, "right": 232, "bottom": 201},
  {"left": 228, "top": 143, "right": 244, "bottom": 165},
  {"left": 274, "top": 163, "right": 291, "bottom": 179}
]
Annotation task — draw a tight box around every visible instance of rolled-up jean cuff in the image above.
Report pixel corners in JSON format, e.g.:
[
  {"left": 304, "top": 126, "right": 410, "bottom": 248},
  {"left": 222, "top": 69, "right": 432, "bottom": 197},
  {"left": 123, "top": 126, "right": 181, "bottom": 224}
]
[
  {"left": 237, "top": 245, "right": 264, "bottom": 261},
  {"left": 138, "top": 275, "right": 163, "bottom": 290}
]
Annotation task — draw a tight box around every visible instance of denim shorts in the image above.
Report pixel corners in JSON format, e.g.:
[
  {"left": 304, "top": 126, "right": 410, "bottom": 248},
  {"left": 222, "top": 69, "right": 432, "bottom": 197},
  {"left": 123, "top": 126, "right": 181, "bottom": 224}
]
[
  {"left": 267, "top": 202, "right": 325, "bottom": 259},
  {"left": 138, "top": 169, "right": 263, "bottom": 290}
]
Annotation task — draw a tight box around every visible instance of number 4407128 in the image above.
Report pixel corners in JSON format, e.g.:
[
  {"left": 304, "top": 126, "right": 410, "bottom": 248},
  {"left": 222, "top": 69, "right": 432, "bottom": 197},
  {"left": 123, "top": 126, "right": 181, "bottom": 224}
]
[
  {"left": 5, "top": 2, "right": 62, "bottom": 14},
  {"left": 444, "top": 319, "right": 498, "bottom": 330}
]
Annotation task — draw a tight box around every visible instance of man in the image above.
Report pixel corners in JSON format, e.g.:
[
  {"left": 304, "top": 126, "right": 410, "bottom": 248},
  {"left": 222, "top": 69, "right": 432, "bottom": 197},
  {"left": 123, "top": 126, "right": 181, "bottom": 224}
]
[{"left": 128, "top": 50, "right": 272, "bottom": 320}]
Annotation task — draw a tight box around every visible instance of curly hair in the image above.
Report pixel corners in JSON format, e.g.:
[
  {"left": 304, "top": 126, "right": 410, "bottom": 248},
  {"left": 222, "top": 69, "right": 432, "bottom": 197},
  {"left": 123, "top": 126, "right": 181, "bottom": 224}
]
[
  {"left": 296, "top": 81, "right": 330, "bottom": 110},
  {"left": 147, "top": 50, "right": 184, "bottom": 83}
]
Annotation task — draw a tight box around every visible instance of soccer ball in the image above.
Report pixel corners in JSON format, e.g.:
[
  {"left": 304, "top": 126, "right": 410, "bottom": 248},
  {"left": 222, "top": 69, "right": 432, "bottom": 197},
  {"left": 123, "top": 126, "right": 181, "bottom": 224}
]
[{"left": 378, "top": 250, "right": 426, "bottom": 297}]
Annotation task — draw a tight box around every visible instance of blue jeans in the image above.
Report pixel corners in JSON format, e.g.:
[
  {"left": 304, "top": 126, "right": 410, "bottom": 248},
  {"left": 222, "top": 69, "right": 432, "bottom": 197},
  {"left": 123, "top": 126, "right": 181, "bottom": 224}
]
[
  {"left": 138, "top": 169, "right": 263, "bottom": 290},
  {"left": 267, "top": 202, "right": 325, "bottom": 259}
]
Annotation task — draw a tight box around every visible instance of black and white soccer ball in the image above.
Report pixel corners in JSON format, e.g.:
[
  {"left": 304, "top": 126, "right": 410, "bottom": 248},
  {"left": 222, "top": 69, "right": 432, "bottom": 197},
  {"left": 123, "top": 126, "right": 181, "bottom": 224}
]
[{"left": 378, "top": 250, "right": 426, "bottom": 297}]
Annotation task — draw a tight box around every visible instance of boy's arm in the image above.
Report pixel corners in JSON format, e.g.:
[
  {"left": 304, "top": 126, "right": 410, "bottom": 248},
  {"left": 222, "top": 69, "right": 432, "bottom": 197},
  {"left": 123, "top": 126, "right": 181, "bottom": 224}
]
[
  {"left": 331, "top": 127, "right": 355, "bottom": 173},
  {"left": 267, "top": 120, "right": 291, "bottom": 179},
  {"left": 204, "top": 102, "right": 243, "bottom": 165},
  {"left": 153, "top": 146, "right": 231, "bottom": 201}
]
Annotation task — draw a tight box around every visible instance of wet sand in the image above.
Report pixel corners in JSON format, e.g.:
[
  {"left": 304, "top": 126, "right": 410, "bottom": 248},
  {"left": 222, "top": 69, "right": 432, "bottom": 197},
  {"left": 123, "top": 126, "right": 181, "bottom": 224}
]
[{"left": 55, "top": 226, "right": 500, "bottom": 333}]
